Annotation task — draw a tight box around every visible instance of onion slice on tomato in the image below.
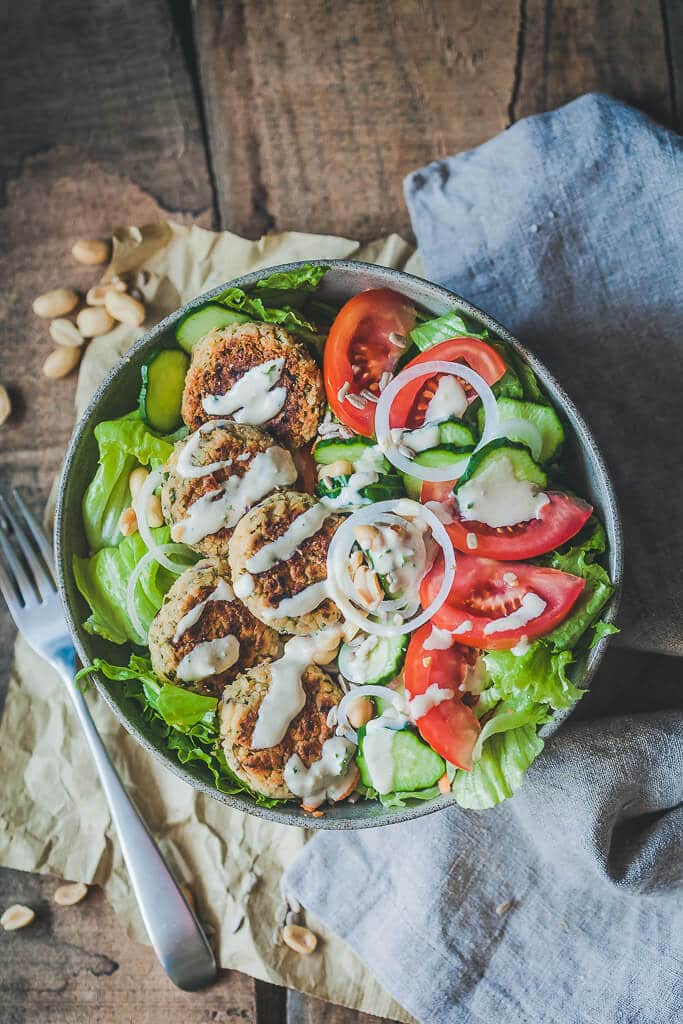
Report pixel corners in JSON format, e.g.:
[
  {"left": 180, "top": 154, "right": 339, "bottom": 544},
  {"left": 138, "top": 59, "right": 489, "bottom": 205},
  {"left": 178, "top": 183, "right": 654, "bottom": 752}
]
[
  {"left": 326, "top": 498, "right": 456, "bottom": 637},
  {"left": 375, "top": 360, "right": 500, "bottom": 482}
]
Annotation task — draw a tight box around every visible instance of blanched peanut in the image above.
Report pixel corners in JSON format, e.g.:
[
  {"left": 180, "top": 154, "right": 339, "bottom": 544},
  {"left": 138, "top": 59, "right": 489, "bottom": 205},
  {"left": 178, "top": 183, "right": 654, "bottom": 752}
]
[
  {"left": 353, "top": 523, "right": 381, "bottom": 551},
  {"left": 72, "top": 238, "right": 110, "bottom": 265},
  {"left": 147, "top": 494, "right": 164, "bottom": 528},
  {"left": 105, "top": 290, "right": 145, "bottom": 327},
  {"left": 353, "top": 566, "right": 383, "bottom": 609},
  {"left": 1, "top": 904, "right": 35, "bottom": 931},
  {"left": 282, "top": 924, "right": 318, "bottom": 954},
  {"left": 49, "top": 318, "right": 84, "bottom": 348},
  {"left": 317, "top": 459, "right": 353, "bottom": 478},
  {"left": 128, "top": 466, "right": 149, "bottom": 500},
  {"left": 33, "top": 288, "right": 79, "bottom": 319},
  {"left": 43, "top": 346, "right": 81, "bottom": 379},
  {"left": 77, "top": 306, "right": 115, "bottom": 338},
  {"left": 54, "top": 882, "right": 88, "bottom": 906},
  {"left": 118, "top": 507, "right": 138, "bottom": 537},
  {"left": 0, "top": 385, "right": 11, "bottom": 426},
  {"left": 86, "top": 285, "right": 111, "bottom": 306},
  {"left": 346, "top": 696, "right": 374, "bottom": 729}
]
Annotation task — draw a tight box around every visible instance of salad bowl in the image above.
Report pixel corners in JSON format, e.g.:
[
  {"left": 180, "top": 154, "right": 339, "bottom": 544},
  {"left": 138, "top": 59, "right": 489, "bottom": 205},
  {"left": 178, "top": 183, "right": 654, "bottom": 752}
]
[{"left": 55, "top": 260, "right": 622, "bottom": 829}]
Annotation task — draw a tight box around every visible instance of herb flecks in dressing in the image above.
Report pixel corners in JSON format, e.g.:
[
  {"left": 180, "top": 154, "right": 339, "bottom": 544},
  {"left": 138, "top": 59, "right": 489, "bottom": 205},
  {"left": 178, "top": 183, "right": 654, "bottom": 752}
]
[
  {"left": 202, "top": 358, "right": 287, "bottom": 426},
  {"left": 457, "top": 456, "right": 549, "bottom": 528},
  {"left": 177, "top": 634, "right": 239, "bottom": 682},
  {"left": 246, "top": 503, "right": 330, "bottom": 574},
  {"left": 284, "top": 736, "right": 356, "bottom": 808},
  {"left": 173, "top": 579, "right": 234, "bottom": 643}
]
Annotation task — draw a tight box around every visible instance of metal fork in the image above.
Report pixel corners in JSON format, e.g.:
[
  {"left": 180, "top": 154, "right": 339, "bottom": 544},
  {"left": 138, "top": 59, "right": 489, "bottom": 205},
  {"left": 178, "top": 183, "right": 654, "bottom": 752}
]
[{"left": 0, "top": 489, "right": 216, "bottom": 990}]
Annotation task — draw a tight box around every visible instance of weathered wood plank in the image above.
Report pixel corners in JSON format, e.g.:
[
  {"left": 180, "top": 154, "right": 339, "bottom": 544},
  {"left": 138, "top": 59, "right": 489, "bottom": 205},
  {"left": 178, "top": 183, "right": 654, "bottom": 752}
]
[
  {"left": 193, "top": 0, "right": 521, "bottom": 240},
  {"left": 513, "top": 0, "right": 672, "bottom": 125},
  {"left": 287, "top": 989, "right": 395, "bottom": 1024}
]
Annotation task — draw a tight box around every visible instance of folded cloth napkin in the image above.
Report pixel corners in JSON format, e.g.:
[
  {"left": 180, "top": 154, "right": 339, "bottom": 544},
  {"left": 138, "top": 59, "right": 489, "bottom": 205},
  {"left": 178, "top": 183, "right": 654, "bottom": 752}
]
[{"left": 285, "top": 95, "right": 683, "bottom": 1024}]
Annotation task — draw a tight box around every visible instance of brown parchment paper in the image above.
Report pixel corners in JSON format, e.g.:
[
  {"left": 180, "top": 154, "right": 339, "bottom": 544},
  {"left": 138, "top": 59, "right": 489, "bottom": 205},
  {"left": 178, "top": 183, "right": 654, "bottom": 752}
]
[{"left": 0, "top": 222, "right": 424, "bottom": 1022}]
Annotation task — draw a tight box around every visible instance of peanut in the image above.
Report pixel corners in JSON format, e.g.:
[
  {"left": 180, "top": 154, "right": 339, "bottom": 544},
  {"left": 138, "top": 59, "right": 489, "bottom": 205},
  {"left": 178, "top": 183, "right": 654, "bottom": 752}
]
[
  {"left": 49, "top": 318, "right": 85, "bottom": 348},
  {"left": 147, "top": 494, "right": 164, "bottom": 528},
  {"left": 128, "top": 466, "right": 149, "bottom": 501},
  {"left": 43, "top": 346, "right": 81, "bottom": 379},
  {"left": 72, "top": 238, "right": 110, "bottom": 265},
  {"left": 118, "top": 507, "right": 138, "bottom": 537},
  {"left": 317, "top": 458, "right": 353, "bottom": 478},
  {"left": 353, "top": 524, "right": 380, "bottom": 551},
  {"left": 1, "top": 904, "right": 35, "bottom": 931},
  {"left": 85, "top": 285, "right": 111, "bottom": 306},
  {"left": 353, "top": 566, "right": 383, "bottom": 609},
  {"left": 33, "top": 288, "right": 79, "bottom": 319},
  {"left": 282, "top": 924, "right": 318, "bottom": 954},
  {"left": 105, "top": 290, "right": 145, "bottom": 327},
  {"left": 54, "top": 882, "right": 88, "bottom": 907},
  {"left": 0, "top": 385, "right": 11, "bottom": 426},
  {"left": 77, "top": 306, "right": 115, "bottom": 339},
  {"left": 346, "top": 696, "right": 374, "bottom": 729}
]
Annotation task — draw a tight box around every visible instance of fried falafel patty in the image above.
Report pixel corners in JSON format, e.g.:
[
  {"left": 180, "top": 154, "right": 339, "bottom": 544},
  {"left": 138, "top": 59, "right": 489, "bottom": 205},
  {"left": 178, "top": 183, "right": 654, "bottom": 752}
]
[
  {"left": 181, "top": 322, "right": 325, "bottom": 449},
  {"left": 161, "top": 422, "right": 297, "bottom": 557},
  {"left": 220, "top": 663, "right": 349, "bottom": 800},
  {"left": 228, "top": 491, "right": 343, "bottom": 636},
  {"left": 148, "top": 558, "right": 281, "bottom": 697}
]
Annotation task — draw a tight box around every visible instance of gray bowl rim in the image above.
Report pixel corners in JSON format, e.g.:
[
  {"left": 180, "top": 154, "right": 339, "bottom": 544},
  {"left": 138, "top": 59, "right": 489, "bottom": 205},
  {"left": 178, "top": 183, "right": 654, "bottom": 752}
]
[{"left": 55, "top": 258, "right": 623, "bottom": 830}]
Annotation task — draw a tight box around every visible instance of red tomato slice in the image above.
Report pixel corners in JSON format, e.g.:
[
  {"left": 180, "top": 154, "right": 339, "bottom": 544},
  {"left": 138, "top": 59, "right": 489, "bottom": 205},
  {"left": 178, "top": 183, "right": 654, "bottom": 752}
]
[
  {"left": 324, "top": 289, "right": 417, "bottom": 436},
  {"left": 390, "top": 338, "right": 507, "bottom": 430},
  {"left": 404, "top": 623, "right": 481, "bottom": 770},
  {"left": 421, "top": 552, "right": 585, "bottom": 649},
  {"left": 447, "top": 493, "right": 593, "bottom": 560}
]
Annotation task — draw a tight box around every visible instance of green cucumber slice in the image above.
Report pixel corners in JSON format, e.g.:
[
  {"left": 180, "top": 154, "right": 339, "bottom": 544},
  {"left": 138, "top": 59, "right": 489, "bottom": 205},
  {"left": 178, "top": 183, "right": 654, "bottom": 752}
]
[
  {"left": 482, "top": 397, "right": 565, "bottom": 463},
  {"left": 357, "top": 727, "right": 445, "bottom": 792},
  {"left": 175, "top": 303, "right": 250, "bottom": 353},
  {"left": 438, "top": 420, "right": 475, "bottom": 447},
  {"left": 401, "top": 444, "right": 474, "bottom": 501},
  {"left": 139, "top": 349, "right": 190, "bottom": 434},
  {"left": 338, "top": 634, "right": 407, "bottom": 686},
  {"left": 313, "top": 436, "right": 390, "bottom": 470}
]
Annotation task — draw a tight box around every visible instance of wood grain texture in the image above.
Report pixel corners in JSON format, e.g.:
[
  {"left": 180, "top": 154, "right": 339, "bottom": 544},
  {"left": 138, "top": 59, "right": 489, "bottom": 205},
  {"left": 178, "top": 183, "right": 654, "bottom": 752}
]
[
  {"left": 193, "top": 0, "right": 520, "bottom": 240},
  {"left": 287, "top": 990, "right": 392, "bottom": 1024}
]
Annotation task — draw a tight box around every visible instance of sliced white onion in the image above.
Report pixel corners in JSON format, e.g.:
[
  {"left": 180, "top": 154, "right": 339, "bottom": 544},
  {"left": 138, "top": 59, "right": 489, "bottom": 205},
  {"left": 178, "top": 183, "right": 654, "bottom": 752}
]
[
  {"left": 337, "top": 511, "right": 426, "bottom": 614},
  {"left": 132, "top": 466, "right": 189, "bottom": 573},
  {"left": 336, "top": 685, "right": 406, "bottom": 743},
  {"left": 326, "top": 499, "right": 455, "bottom": 637},
  {"left": 126, "top": 543, "right": 191, "bottom": 644},
  {"left": 375, "top": 360, "right": 500, "bottom": 482},
  {"left": 494, "top": 417, "right": 544, "bottom": 462}
]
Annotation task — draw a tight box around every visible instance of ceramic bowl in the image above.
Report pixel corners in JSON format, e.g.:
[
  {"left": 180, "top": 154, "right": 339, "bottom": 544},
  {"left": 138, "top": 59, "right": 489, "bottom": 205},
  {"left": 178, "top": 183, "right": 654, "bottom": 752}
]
[{"left": 55, "top": 260, "right": 622, "bottom": 829}]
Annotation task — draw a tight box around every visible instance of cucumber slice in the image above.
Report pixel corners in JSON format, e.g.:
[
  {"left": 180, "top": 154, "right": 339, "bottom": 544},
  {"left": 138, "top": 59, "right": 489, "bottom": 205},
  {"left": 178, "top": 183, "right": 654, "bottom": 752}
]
[
  {"left": 176, "top": 303, "right": 250, "bottom": 353},
  {"left": 316, "top": 475, "right": 405, "bottom": 503},
  {"left": 357, "top": 727, "right": 445, "bottom": 793},
  {"left": 313, "top": 436, "right": 389, "bottom": 470},
  {"left": 338, "top": 634, "right": 407, "bottom": 685},
  {"left": 401, "top": 445, "right": 474, "bottom": 501},
  {"left": 438, "top": 420, "right": 475, "bottom": 447},
  {"left": 482, "top": 397, "right": 565, "bottom": 463},
  {"left": 455, "top": 439, "right": 547, "bottom": 496},
  {"left": 139, "top": 349, "right": 190, "bottom": 434}
]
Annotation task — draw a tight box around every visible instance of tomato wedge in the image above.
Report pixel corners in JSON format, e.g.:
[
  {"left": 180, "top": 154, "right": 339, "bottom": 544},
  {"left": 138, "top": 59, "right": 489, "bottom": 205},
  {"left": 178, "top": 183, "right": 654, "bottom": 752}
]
[
  {"left": 405, "top": 623, "right": 481, "bottom": 770},
  {"left": 389, "top": 338, "right": 507, "bottom": 430},
  {"left": 421, "top": 552, "right": 585, "bottom": 649},
  {"left": 448, "top": 493, "right": 592, "bottom": 560},
  {"left": 324, "top": 289, "right": 417, "bottom": 436}
]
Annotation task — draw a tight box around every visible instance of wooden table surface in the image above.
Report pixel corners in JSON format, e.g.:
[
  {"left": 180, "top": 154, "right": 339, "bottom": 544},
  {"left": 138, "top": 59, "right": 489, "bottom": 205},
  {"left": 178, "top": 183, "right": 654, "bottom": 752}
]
[{"left": 0, "top": 2, "right": 680, "bottom": 1021}]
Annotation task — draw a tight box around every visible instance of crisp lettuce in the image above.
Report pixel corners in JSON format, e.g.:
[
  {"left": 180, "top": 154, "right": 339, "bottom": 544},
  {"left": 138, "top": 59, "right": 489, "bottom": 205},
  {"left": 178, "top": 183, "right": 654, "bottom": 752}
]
[
  {"left": 408, "top": 310, "right": 490, "bottom": 351},
  {"left": 451, "top": 721, "right": 544, "bottom": 809},
  {"left": 73, "top": 526, "right": 195, "bottom": 645},
  {"left": 483, "top": 644, "right": 583, "bottom": 711},
  {"left": 83, "top": 412, "right": 174, "bottom": 552},
  {"left": 215, "top": 263, "right": 329, "bottom": 339},
  {"left": 76, "top": 656, "right": 285, "bottom": 806}
]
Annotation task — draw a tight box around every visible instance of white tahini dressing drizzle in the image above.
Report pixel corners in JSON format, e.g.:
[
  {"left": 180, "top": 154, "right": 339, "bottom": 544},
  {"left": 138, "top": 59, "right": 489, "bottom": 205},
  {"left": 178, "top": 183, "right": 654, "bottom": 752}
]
[
  {"left": 400, "top": 424, "right": 441, "bottom": 453},
  {"left": 246, "top": 503, "right": 329, "bottom": 574},
  {"left": 424, "top": 375, "right": 468, "bottom": 422},
  {"left": 233, "top": 573, "right": 255, "bottom": 599},
  {"left": 176, "top": 421, "right": 234, "bottom": 479},
  {"left": 456, "top": 455, "right": 549, "bottom": 528},
  {"left": 360, "top": 727, "right": 396, "bottom": 795},
  {"left": 511, "top": 634, "right": 531, "bottom": 656},
  {"left": 201, "top": 358, "right": 287, "bottom": 426},
  {"left": 261, "top": 579, "right": 329, "bottom": 622},
  {"left": 176, "top": 634, "right": 239, "bottom": 682},
  {"left": 408, "top": 683, "right": 455, "bottom": 721},
  {"left": 453, "top": 619, "right": 473, "bottom": 634},
  {"left": 173, "top": 579, "right": 234, "bottom": 643},
  {"left": 321, "top": 445, "right": 386, "bottom": 510},
  {"left": 251, "top": 627, "right": 343, "bottom": 750},
  {"left": 175, "top": 446, "right": 297, "bottom": 544},
  {"left": 483, "top": 592, "right": 547, "bottom": 635},
  {"left": 423, "top": 625, "right": 455, "bottom": 651},
  {"left": 284, "top": 736, "right": 356, "bottom": 808}
]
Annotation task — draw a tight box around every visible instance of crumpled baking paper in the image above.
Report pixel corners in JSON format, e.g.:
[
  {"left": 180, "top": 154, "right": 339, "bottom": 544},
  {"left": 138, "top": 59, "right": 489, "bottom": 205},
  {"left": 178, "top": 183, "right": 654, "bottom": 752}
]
[{"left": 0, "top": 222, "right": 422, "bottom": 1022}]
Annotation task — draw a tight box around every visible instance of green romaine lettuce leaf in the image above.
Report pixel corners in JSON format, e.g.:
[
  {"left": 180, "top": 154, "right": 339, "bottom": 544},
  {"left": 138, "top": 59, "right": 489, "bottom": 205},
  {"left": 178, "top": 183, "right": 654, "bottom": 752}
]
[
  {"left": 360, "top": 784, "right": 441, "bottom": 808},
  {"left": 73, "top": 526, "right": 195, "bottom": 645},
  {"left": 408, "top": 310, "right": 490, "bottom": 351},
  {"left": 483, "top": 644, "right": 582, "bottom": 711},
  {"left": 451, "top": 721, "right": 544, "bottom": 810},
  {"left": 473, "top": 699, "right": 550, "bottom": 761},
  {"left": 590, "top": 620, "right": 620, "bottom": 648},
  {"left": 215, "top": 264, "right": 329, "bottom": 338},
  {"left": 83, "top": 412, "right": 174, "bottom": 553}
]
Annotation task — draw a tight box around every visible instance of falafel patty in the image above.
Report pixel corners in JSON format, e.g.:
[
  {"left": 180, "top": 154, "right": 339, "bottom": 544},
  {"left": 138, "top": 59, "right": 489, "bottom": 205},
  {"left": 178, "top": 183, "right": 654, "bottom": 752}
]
[
  {"left": 148, "top": 558, "right": 281, "bottom": 696},
  {"left": 161, "top": 421, "right": 297, "bottom": 558},
  {"left": 220, "top": 663, "right": 347, "bottom": 799},
  {"left": 181, "top": 322, "right": 325, "bottom": 449},
  {"left": 228, "top": 490, "right": 343, "bottom": 635}
]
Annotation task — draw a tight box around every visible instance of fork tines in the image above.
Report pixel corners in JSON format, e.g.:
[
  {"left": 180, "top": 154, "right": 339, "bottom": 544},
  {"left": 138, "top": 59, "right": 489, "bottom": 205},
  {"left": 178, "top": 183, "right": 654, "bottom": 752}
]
[{"left": 0, "top": 490, "right": 57, "bottom": 612}]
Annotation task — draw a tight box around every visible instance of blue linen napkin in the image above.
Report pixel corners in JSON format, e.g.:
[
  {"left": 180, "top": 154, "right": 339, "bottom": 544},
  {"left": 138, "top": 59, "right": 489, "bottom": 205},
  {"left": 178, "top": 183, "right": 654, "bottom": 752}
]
[{"left": 285, "top": 96, "right": 683, "bottom": 1024}]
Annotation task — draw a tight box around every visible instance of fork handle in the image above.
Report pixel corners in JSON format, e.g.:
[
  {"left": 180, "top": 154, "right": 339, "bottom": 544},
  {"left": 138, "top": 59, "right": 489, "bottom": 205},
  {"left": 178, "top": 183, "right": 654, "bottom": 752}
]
[{"left": 55, "top": 655, "right": 216, "bottom": 990}]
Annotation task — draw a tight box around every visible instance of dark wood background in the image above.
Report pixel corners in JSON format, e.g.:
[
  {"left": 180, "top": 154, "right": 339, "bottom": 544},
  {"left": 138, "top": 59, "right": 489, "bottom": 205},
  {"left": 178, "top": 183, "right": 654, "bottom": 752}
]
[{"left": 0, "top": 2, "right": 680, "bottom": 1021}]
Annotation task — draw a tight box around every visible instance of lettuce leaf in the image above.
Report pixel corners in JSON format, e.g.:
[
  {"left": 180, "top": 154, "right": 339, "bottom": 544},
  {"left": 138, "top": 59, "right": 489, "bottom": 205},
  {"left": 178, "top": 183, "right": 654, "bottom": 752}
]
[
  {"left": 83, "top": 412, "right": 174, "bottom": 553},
  {"left": 483, "top": 644, "right": 582, "bottom": 711},
  {"left": 215, "top": 264, "right": 329, "bottom": 339},
  {"left": 76, "top": 656, "right": 285, "bottom": 806},
  {"left": 360, "top": 783, "right": 441, "bottom": 808},
  {"left": 590, "top": 620, "right": 620, "bottom": 648},
  {"left": 73, "top": 526, "right": 195, "bottom": 645},
  {"left": 408, "top": 310, "right": 490, "bottom": 351},
  {"left": 451, "top": 722, "right": 544, "bottom": 809}
]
